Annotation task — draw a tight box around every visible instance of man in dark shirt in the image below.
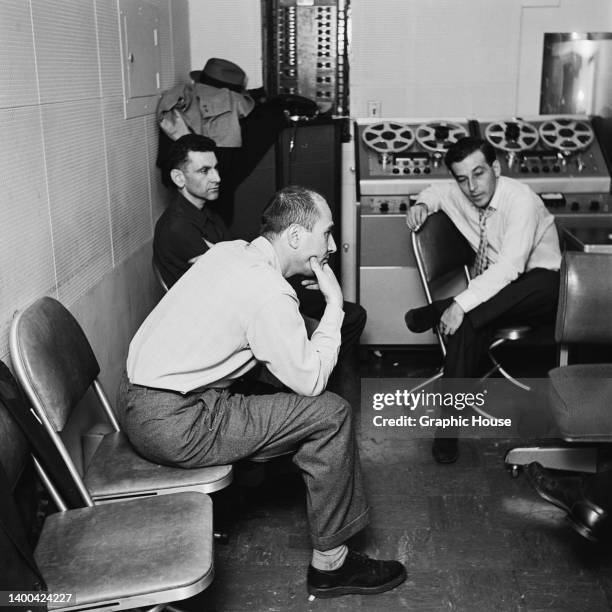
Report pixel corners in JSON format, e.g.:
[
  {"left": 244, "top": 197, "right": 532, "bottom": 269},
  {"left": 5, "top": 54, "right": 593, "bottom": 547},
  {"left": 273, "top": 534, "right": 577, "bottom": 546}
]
[
  {"left": 153, "top": 134, "right": 230, "bottom": 288},
  {"left": 154, "top": 134, "right": 367, "bottom": 362}
]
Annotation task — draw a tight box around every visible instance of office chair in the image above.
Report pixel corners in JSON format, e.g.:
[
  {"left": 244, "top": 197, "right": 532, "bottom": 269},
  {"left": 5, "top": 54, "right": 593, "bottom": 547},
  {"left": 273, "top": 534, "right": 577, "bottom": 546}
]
[
  {"left": 0, "top": 366, "right": 215, "bottom": 612},
  {"left": 411, "top": 211, "right": 534, "bottom": 398},
  {"left": 10, "top": 296, "right": 232, "bottom": 507},
  {"left": 505, "top": 251, "right": 612, "bottom": 475}
]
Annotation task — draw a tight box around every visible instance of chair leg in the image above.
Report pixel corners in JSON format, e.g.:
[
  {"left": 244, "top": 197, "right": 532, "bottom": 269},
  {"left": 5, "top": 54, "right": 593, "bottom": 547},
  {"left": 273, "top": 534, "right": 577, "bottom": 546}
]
[
  {"left": 486, "top": 338, "right": 531, "bottom": 391},
  {"left": 406, "top": 368, "right": 444, "bottom": 395}
]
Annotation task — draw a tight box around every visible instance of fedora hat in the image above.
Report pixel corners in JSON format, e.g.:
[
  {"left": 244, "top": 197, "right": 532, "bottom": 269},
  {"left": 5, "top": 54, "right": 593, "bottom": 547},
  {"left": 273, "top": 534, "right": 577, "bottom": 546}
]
[{"left": 190, "top": 58, "right": 246, "bottom": 92}]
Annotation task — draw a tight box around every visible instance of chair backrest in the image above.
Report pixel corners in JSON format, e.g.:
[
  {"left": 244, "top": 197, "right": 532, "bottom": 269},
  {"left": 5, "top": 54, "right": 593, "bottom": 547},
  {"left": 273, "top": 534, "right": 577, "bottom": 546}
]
[
  {"left": 411, "top": 212, "right": 474, "bottom": 355},
  {"left": 10, "top": 297, "right": 100, "bottom": 432},
  {"left": 0, "top": 359, "right": 86, "bottom": 509},
  {"left": 411, "top": 211, "right": 473, "bottom": 299},
  {"left": 555, "top": 251, "right": 612, "bottom": 346},
  {"left": 152, "top": 259, "right": 169, "bottom": 293},
  {"left": 0, "top": 364, "right": 31, "bottom": 494}
]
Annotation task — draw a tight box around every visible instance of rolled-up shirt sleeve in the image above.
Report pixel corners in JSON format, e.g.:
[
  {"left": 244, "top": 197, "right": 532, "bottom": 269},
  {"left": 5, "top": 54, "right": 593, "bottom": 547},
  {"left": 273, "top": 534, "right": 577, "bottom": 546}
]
[
  {"left": 416, "top": 184, "right": 446, "bottom": 212},
  {"left": 247, "top": 293, "right": 344, "bottom": 396}
]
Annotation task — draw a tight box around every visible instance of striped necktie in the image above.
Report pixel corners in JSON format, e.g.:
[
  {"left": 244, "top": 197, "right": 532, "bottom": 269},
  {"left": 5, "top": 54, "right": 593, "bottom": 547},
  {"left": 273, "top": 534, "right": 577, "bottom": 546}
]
[{"left": 472, "top": 207, "right": 494, "bottom": 277}]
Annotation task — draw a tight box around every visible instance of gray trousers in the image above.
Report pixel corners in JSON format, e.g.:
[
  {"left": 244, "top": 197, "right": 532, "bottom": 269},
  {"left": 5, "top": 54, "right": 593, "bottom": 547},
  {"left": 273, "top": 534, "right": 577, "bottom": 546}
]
[{"left": 116, "top": 373, "right": 370, "bottom": 550}]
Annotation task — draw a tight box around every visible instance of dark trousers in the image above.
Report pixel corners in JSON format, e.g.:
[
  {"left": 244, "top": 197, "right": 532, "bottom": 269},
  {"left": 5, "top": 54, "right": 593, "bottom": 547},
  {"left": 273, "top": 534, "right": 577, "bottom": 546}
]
[
  {"left": 117, "top": 374, "right": 370, "bottom": 551},
  {"left": 441, "top": 268, "right": 560, "bottom": 378}
]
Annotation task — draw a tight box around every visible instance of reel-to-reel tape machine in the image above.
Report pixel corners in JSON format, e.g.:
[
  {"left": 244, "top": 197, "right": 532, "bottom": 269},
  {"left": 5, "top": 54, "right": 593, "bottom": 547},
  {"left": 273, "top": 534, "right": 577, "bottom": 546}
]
[
  {"left": 478, "top": 116, "right": 609, "bottom": 195},
  {"left": 356, "top": 117, "right": 475, "bottom": 196},
  {"left": 356, "top": 115, "right": 611, "bottom": 200},
  {"left": 354, "top": 115, "right": 612, "bottom": 345}
]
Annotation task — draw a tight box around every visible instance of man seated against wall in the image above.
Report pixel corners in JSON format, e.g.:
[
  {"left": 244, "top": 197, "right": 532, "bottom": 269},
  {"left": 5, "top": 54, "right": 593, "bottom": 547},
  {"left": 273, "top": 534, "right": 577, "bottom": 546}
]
[
  {"left": 404, "top": 136, "right": 561, "bottom": 464},
  {"left": 118, "top": 186, "right": 406, "bottom": 598},
  {"left": 153, "top": 133, "right": 366, "bottom": 371}
]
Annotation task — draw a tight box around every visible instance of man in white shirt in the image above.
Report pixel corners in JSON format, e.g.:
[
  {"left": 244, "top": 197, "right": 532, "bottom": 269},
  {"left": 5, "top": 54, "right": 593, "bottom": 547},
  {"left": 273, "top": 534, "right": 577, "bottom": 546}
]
[
  {"left": 405, "top": 137, "right": 561, "bottom": 464},
  {"left": 118, "top": 186, "right": 406, "bottom": 598}
]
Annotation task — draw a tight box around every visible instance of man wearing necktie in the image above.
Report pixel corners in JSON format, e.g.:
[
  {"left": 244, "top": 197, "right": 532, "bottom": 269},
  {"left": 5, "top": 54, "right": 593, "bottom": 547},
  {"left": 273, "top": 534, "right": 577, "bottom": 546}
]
[{"left": 405, "top": 137, "right": 561, "bottom": 463}]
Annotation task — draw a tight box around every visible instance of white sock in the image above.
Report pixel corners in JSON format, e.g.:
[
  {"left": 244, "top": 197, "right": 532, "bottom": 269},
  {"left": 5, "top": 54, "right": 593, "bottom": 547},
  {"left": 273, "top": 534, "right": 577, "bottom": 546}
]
[{"left": 311, "top": 544, "right": 348, "bottom": 571}]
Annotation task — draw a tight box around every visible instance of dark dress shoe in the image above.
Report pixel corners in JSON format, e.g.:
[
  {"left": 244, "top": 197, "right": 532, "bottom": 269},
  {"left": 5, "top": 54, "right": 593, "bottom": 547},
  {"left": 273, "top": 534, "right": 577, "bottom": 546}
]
[
  {"left": 307, "top": 550, "right": 407, "bottom": 598},
  {"left": 567, "top": 499, "right": 608, "bottom": 543},
  {"left": 404, "top": 298, "right": 453, "bottom": 333},
  {"left": 525, "top": 462, "right": 583, "bottom": 513},
  {"left": 432, "top": 437, "right": 459, "bottom": 463},
  {"left": 404, "top": 304, "right": 439, "bottom": 333}
]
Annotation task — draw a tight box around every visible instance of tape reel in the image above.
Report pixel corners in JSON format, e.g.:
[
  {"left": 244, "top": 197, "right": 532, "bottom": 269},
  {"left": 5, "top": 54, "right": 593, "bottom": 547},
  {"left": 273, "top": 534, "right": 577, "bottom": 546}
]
[
  {"left": 484, "top": 120, "right": 539, "bottom": 152},
  {"left": 538, "top": 118, "right": 594, "bottom": 152},
  {"left": 361, "top": 122, "right": 415, "bottom": 153},
  {"left": 415, "top": 121, "right": 469, "bottom": 153}
]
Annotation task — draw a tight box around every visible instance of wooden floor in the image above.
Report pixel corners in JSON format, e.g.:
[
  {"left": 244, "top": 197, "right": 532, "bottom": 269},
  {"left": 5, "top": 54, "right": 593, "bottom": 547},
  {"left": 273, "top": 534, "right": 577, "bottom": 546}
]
[{"left": 180, "top": 347, "right": 612, "bottom": 611}]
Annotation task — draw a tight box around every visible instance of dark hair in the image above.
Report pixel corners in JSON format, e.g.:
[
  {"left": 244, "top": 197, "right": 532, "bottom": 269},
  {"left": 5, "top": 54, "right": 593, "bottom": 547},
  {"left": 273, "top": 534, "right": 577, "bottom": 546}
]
[
  {"left": 260, "top": 186, "right": 323, "bottom": 238},
  {"left": 444, "top": 137, "right": 497, "bottom": 172},
  {"left": 165, "top": 134, "right": 217, "bottom": 176}
]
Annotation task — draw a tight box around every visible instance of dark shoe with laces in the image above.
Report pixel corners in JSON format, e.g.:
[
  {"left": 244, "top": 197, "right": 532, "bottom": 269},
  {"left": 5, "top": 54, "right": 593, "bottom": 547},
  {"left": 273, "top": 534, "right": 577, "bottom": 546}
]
[
  {"left": 525, "top": 462, "right": 583, "bottom": 513},
  {"left": 307, "top": 550, "right": 407, "bottom": 598}
]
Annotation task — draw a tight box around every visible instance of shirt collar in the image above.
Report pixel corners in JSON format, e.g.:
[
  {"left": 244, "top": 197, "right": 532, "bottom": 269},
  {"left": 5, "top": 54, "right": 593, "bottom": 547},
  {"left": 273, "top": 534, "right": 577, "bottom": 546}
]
[
  {"left": 173, "top": 190, "right": 214, "bottom": 222},
  {"left": 483, "top": 176, "right": 505, "bottom": 213},
  {"left": 250, "top": 236, "right": 282, "bottom": 273}
]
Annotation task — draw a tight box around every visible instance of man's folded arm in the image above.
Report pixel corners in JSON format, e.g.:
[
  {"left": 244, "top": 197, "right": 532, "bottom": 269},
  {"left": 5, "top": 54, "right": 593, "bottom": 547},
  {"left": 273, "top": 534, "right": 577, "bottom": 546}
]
[{"left": 247, "top": 293, "right": 344, "bottom": 396}]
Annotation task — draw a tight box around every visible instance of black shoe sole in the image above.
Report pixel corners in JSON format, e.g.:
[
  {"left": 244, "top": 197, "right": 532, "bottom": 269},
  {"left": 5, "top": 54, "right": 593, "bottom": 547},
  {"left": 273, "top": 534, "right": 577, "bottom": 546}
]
[
  {"left": 404, "top": 311, "right": 428, "bottom": 334},
  {"left": 307, "top": 568, "right": 407, "bottom": 599}
]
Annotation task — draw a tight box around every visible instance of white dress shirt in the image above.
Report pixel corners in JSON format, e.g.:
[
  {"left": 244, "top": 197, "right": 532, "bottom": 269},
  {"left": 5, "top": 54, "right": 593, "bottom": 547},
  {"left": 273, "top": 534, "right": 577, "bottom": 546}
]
[
  {"left": 417, "top": 176, "right": 562, "bottom": 312},
  {"left": 127, "top": 236, "right": 344, "bottom": 396}
]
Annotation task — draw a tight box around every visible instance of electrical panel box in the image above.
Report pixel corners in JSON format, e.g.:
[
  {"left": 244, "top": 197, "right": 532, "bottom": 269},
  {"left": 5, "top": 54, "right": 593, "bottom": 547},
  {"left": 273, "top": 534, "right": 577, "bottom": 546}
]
[{"left": 118, "top": 0, "right": 161, "bottom": 118}]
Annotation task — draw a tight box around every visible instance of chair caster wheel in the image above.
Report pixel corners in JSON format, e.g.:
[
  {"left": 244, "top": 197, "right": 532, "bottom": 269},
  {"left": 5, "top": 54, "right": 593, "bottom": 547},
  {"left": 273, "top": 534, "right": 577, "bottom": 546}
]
[{"left": 509, "top": 464, "right": 520, "bottom": 478}]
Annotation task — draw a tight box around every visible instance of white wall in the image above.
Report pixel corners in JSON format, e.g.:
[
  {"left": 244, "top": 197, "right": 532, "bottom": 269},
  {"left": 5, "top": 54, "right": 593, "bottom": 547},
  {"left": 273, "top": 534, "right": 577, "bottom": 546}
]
[
  {"left": 0, "top": 0, "right": 190, "bottom": 423},
  {"left": 188, "top": 0, "right": 263, "bottom": 88},
  {"left": 350, "top": 0, "right": 523, "bottom": 119},
  {"left": 187, "top": 0, "right": 612, "bottom": 118}
]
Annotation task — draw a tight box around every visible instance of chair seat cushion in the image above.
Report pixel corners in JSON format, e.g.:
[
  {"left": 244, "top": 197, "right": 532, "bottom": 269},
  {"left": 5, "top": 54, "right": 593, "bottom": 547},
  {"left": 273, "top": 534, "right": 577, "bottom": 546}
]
[
  {"left": 35, "top": 492, "right": 213, "bottom": 610},
  {"left": 549, "top": 363, "right": 612, "bottom": 442},
  {"left": 85, "top": 431, "right": 232, "bottom": 500}
]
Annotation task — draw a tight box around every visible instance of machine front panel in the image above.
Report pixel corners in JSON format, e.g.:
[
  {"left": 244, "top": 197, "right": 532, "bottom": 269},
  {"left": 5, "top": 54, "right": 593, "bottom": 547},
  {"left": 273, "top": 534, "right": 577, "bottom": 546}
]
[{"left": 354, "top": 115, "right": 612, "bottom": 346}]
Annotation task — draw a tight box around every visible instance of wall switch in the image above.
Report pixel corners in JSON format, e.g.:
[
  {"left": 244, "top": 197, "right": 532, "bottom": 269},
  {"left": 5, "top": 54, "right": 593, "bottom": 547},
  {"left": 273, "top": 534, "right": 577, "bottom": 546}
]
[{"left": 367, "top": 101, "right": 382, "bottom": 117}]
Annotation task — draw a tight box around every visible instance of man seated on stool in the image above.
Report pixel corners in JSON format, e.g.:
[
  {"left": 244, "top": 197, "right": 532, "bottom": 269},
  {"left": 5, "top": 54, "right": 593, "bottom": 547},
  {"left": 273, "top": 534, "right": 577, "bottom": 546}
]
[
  {"left": 118, "top": 186, "right": 406, "bottom": 598},
  {"left": 405, "top": 137, "right": 561, "bottom": 464},
  {"left": 153, "top": 133, "right": 366, "bottom": 369}
]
